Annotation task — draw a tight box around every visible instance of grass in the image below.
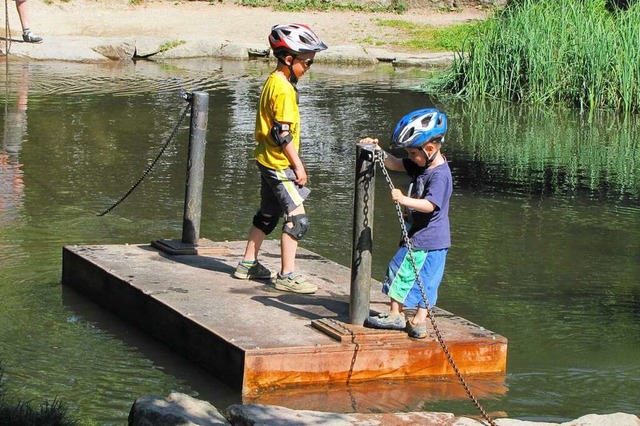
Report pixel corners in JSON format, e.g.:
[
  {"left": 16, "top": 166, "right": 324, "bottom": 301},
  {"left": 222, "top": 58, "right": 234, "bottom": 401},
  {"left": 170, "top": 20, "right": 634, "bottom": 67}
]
[
  {"left": 432, "top": 0, "right": 640, "bottom": 113},
  {"left": 159, "top": 40, "right": 187, "bottom": 52},
  {"left": 0, "top": 400, "right": 78, "bottom": 426},
  {"left": 0, "top": 364, "right": 78, "bottom": 426},
  {"left": 376, "top": 19, "right": 487, "bottom": 52},
  {"left": 236, "top": 0, "right": 408, "bottom": 13}
]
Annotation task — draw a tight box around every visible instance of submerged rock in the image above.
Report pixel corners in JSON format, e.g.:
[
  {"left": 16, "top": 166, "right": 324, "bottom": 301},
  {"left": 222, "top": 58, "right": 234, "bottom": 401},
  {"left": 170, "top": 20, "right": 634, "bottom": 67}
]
[{"left": 128, "top": 392, "right": 229, "bottom": 426}]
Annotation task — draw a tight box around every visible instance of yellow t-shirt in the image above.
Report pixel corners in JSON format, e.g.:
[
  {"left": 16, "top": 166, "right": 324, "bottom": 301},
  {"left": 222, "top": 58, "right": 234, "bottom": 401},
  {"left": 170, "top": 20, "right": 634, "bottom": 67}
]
[{"left": 254, "top": 72, "right": 300, "bottom": 170}]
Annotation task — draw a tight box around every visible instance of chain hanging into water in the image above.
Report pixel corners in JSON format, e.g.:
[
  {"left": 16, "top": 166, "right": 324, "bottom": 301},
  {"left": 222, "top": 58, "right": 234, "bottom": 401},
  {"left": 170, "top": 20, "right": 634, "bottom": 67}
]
[
  {"left": 373, "top": 150, "right": 497, "bottom": 426},
  {"left": 96, "top": 99, "right": 191, "bottom": 216},
  {"left": 4, "top": 0, "right": 12, "bottom": 63},
  {"left": 3, "top": 0, "right": 12, "bottom": 156}
]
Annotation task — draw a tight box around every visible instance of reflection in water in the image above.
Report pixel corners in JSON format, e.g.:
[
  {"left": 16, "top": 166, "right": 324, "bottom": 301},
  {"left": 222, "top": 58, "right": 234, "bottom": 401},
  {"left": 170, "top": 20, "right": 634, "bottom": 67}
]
[
  {"left": 1, "top": 64, "right": 28, "bottom": 225},
  {"left": 0, "top": 60, "right": 637, "bottom": 424},
  {"left": 1, "top": 64, "right": 29, "bottom": 273},
  {"left": 246, "top": 375, "right": 508, "bottom": 413},
  {"left": 446, "top": 100, "right": 640, "bottom": 200}
]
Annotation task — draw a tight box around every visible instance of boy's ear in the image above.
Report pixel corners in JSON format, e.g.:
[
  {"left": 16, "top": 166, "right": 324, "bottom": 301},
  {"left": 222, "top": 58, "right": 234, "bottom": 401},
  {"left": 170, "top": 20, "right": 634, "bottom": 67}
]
[{"left": 284, "top": 54, "right": 294, "bottom": 66}]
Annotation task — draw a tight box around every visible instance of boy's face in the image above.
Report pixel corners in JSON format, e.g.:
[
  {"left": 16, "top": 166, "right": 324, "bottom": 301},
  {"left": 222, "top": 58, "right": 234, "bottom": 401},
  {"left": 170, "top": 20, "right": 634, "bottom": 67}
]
[
  {"left": 405, "top": 147, "right": 426, "bottom": 166},
  {"left": 286, "top": 52, "right": 315, "bottom": 79},
  {"left": 405, "top": 142, "right": 440, "bottom": 166}
]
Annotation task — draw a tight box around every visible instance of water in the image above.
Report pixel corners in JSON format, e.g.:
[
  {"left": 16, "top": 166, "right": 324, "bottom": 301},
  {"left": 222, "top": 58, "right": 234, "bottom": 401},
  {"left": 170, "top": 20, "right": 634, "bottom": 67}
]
[{"left": 1, "top": 59, "right": 638, "bottom": 424}]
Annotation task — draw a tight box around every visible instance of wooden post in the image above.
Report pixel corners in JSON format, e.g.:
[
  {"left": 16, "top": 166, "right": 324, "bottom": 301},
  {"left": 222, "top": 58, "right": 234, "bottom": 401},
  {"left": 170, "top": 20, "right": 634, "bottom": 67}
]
[
  {"left": 181, "top": 91, "right": 209, "bottom": 245},
  {"left": 152, "top": 91, "right": 214, "bottom": 255},
  {"left": 350, "top": 143, "right": 376, "bottom": 325}
]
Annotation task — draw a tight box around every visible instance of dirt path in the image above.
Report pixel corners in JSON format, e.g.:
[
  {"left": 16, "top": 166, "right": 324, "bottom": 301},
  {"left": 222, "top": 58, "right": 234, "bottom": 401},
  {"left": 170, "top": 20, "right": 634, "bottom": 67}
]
[{"left": 5, "top": 0, "right": 488, "bottom": 53}]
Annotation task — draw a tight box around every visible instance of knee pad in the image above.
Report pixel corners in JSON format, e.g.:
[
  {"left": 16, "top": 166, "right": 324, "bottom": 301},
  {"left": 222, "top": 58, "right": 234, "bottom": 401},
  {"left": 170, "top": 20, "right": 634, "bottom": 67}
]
[
  {"left": 253, "top": 211, "right": 279, "bottom": 235},
  {"left": 283, "top": 214, "right": 310, "bottom": 240}
]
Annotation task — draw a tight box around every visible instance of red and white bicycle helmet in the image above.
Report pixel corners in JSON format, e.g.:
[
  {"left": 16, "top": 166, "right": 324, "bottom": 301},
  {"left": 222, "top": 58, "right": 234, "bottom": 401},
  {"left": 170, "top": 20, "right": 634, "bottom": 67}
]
[{"left": 269, "top": 23, "right": 328, "bottom": 57}]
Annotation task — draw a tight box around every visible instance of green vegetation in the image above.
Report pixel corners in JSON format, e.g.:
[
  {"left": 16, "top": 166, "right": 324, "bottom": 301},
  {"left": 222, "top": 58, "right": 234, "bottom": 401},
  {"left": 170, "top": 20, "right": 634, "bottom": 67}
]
[
  {"left": 0, "top": 363, "right": 78, "bottom": 426},
  {"left": 432, "top": 0, "right": 640, "bottom": 113},
  {"left": 0, "top": 400, "right": 77, "bottom": 426},
  {"left": 159, "top": 40, "right": 187, "bottom": 52},
  {"left": 236, "top": 0, "right": 407, "bottom": 13},
  {"left": 376, "top": 19, "right": 486, "bottom": 52}
]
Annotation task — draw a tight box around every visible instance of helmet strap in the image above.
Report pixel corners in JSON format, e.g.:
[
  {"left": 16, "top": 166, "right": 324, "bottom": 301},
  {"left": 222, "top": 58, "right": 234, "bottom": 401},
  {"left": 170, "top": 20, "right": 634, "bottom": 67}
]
[
  {"left": 421, "top": 146, "right": 440, "bottom": 166},
  {"left": 288, "top": 62, "right": 299, "bottom": 86},
  {"left": 276, "top": 56, "right": 299, "bottom": 86}
]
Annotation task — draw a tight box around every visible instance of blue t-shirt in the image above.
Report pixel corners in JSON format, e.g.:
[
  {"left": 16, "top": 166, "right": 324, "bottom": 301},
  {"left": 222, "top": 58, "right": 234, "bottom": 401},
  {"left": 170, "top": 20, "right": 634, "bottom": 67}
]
[{"left": 402, "top": 157, "right": 452, "bottom": 250}]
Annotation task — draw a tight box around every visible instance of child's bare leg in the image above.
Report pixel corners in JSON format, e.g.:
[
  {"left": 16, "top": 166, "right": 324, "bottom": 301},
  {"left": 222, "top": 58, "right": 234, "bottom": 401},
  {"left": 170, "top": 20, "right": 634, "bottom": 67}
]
[
  {"left": 280, "top": 204, "right": 305, "bottom": 274},
  {"left": 15, "top": 0, "right": 31, "bottom": 30},
  {"left": 242, "top": 225, "right": 266, "bottom": 262},
  {"left": 410, "top": 307, "right": 429, "bottom": 325},
  {"left": 280, "top": 233, "right": 297, "bottom": 274},
  {"left": 390, "top": 299, "right": 403, "bottom": 315}
]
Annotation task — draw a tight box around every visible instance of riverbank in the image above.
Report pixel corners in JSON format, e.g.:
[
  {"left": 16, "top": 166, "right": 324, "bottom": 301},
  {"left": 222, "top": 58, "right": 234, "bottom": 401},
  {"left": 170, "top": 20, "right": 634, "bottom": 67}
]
[
  {"left": 130, "top": 392, "right": 640, "bottom": 425},
  {"left": 1, "top": 0, "right": 490, "bottom": 64}
]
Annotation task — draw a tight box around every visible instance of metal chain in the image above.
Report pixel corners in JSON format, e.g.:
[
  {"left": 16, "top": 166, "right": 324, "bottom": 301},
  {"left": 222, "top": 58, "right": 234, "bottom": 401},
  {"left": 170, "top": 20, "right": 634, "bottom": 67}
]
[
  {"left": 374, "top": 150, "right": 497, "bottom": 426},
  {"left": 4, "top": 0, "right": 12, "bottom": 57},
  {"left": 96, "top": 99, "right": 191, "bottom": 216},
  {"left": 326, "top": 317, "right": 360, "bottom": 411}
]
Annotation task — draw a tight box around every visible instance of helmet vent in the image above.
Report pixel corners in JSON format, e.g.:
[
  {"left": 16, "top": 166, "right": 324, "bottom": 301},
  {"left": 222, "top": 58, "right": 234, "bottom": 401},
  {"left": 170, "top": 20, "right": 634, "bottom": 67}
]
[
  {"left": 421, "top": 114, "right": 435, "bottom": 127},
  {"left": 405, "top": 127, "right": 415, "bottom": 140}
]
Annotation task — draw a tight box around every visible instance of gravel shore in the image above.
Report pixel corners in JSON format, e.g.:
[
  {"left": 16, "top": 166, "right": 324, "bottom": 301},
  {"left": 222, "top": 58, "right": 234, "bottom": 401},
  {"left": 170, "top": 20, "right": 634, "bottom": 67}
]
[{"left": 2, "top": 0, "right": 488, "bottom": 64}]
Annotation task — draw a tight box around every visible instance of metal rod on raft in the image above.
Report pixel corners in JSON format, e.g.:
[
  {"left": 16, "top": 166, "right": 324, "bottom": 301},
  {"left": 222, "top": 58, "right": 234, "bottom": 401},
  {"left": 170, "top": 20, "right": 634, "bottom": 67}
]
[
  {"left": 181, "top": 91, "right": 209, "bottom": 245},
  {"left": 152, "top": 91, "right": 209, "bottom": 255},
  {"left": 350, "top": 143, "right": 376, "bottom": 325}
]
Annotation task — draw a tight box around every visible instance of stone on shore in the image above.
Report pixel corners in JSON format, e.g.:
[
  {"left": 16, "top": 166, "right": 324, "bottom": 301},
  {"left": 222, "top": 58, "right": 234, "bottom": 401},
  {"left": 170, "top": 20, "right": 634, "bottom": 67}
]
[
  {"left": 9, "top": 35, "right": 455, "bottom": 67},
  {"left": 129, "top": 392, "right": 640, "bottom": 426},
  {"left": 128, "top": 392, "right": 229, "bottom": 426}
]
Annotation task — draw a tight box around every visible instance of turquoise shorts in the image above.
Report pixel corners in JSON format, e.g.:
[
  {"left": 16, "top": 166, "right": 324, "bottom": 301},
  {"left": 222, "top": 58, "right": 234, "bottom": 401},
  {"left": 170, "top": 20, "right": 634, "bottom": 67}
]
[{"left": 382, "top": 246, "right": 448, "bottom": 309}]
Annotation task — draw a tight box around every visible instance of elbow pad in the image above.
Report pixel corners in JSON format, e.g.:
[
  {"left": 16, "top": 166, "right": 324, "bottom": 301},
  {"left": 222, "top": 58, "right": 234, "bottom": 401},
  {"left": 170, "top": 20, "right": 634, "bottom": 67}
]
[{"left": 270, "top": 120, "right": 293, "bottom": 147}]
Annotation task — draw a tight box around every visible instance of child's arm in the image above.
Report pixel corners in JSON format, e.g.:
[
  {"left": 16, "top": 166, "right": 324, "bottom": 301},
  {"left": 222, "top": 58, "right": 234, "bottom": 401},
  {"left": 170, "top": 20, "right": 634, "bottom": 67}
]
[
  {"left": 391, "top": 189, "right": 436, "bottom": 213},
  {"left": 280, "top": 132, "right": 307, "bottom": 186},
  {"left": 358, "top": 137, "right": 405, "bottom": 172}
]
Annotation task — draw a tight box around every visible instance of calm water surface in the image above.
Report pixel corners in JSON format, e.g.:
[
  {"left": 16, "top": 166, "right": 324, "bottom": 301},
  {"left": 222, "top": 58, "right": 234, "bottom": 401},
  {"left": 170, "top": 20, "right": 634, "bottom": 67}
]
[{"left": 1, "top": 59, "right": 638, "bottom": 424}]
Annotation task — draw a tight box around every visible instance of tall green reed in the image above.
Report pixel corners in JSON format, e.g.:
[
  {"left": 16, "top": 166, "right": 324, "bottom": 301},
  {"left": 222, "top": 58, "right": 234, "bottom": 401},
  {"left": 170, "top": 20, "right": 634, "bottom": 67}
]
[{"left": 435, "top": 0, "right": 640, "bottom": 113}]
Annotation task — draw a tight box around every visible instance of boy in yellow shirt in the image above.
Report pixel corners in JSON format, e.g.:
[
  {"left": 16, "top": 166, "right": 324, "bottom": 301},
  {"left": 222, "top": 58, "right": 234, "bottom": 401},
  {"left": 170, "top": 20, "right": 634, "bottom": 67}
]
[{"left": 234, "top": 24, "right": 327, "bottom": 294}]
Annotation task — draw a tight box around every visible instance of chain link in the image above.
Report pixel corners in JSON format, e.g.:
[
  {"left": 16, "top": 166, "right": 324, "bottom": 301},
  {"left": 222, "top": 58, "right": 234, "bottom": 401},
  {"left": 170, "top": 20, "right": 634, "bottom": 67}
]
[
  {"left": 325, "top": 318, "right": 360, "bottom": 410},
  {"left": 374, "top": 150, "right": 497, "bottom": 426},
  {"left": 97, "top": 100, "right": 191, "bottom": 216}
]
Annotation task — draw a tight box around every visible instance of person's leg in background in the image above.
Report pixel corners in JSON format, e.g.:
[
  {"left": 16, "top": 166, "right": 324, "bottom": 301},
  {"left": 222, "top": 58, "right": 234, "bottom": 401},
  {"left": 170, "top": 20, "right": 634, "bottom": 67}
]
[{"left": 15, "top": 0, "right": 43, "bottom": 43}]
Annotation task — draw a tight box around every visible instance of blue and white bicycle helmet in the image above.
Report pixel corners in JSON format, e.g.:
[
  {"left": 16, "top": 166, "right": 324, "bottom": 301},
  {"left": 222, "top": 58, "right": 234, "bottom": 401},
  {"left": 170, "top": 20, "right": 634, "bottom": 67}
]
[{"left": 390, "top": 108, "right": 447, "bottom": 149}]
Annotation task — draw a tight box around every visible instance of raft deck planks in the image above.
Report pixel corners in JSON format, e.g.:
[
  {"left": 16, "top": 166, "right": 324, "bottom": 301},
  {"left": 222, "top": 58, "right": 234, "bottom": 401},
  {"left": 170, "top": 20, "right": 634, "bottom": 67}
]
[{"left": 61, "top": 240, "right": 507, "bottom": 395}]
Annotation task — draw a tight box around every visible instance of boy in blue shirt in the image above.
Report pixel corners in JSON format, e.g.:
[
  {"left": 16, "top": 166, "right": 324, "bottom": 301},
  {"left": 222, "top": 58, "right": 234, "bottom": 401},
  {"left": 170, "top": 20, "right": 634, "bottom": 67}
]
[{"left": 362, "top": 108, "right": 452, "bottom": 339}]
